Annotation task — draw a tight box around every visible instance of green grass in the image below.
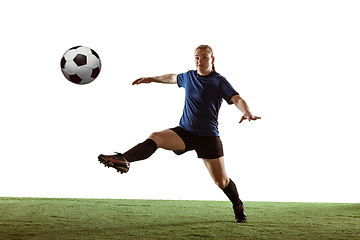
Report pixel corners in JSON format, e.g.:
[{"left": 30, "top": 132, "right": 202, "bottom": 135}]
[{"left": 0, "top": 198, "right": 359, "bottom": 239}]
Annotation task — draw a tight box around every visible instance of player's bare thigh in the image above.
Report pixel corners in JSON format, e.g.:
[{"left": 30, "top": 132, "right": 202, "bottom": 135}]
[
  {"left": 203, "top": 157, "right": 230, "bottom": 189},
  {"left": 149, "top": 129, "right": 186, "bottom": 151}
]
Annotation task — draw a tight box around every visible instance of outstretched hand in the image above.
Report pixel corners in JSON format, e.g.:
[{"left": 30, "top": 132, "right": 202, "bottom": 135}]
[
  {"left": 239, "top": 113, "right": 261, "bottom": 124},
  {"left": 132, "top": 77, "right": 152, "bottom": 85}
]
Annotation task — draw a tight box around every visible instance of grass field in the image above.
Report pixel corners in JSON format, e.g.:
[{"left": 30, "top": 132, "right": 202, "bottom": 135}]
[{"left": 0, "top": 198, "right": 359, "bottom": 239}]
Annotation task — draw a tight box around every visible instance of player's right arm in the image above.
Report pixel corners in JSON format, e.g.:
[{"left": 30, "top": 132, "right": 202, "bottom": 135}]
[{"left": 132, "top": 74, "right": 178, "bottom": 85}]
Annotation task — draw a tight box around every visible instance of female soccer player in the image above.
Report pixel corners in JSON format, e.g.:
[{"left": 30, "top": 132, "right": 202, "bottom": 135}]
[{"left": 98, "top": 45, "right": 261, "bottom": 223}]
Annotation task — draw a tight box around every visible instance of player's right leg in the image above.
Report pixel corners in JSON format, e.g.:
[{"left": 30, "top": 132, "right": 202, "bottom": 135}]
[
  {"left": 203, "top": 157, "right": 247, "bottom": 223},
  {"left": 98, "top": 129, "right": 185, "bottom": 173}
]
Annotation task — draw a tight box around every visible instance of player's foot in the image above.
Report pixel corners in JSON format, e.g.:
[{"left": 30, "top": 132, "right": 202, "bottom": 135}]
[
  {"left": 233, "top": 204, "right": 247, "bottom": 223},
  {"left": 98, "top": 152, "right": 130, "bottom": 174}
]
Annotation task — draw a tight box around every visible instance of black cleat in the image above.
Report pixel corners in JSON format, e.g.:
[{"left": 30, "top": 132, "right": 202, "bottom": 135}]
[
  {"left": 233, "top": 204, "right": 247, "bottom": 223},
  {"left": 98, "top": 152, "right": 130, "bottom": 174}
]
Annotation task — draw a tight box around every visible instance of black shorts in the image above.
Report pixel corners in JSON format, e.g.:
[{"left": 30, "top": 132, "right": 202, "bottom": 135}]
[{"left": 170, "top": 126, "right": 224, "bottom": 159}]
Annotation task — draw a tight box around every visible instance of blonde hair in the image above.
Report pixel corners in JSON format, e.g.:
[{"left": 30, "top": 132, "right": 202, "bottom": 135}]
[{"left": 195, "top": 45, "right": 215, "bottom": 72}]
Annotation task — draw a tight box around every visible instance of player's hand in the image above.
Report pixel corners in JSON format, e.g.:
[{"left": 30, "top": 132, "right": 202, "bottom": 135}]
[
  {"left": 132, "top": 77, "right": 152, "bottom": 85},
  {"left": 239, "top": 113, "right": 261, "bottom": 124}
]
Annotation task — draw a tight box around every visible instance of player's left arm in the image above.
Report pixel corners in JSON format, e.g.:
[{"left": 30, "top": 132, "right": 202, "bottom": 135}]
[{"left": 231, "top": 94, "right": 261, "bottom": 123}]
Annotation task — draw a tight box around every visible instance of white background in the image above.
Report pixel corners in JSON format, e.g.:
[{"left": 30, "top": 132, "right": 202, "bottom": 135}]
[{"left": 1, "top": 0, "right": 359, "bottom": 203}]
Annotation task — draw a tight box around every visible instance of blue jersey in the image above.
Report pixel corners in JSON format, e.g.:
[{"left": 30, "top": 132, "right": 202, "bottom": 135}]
[{"left": 177, "top": 70, "right": 239, "bottom": 136}]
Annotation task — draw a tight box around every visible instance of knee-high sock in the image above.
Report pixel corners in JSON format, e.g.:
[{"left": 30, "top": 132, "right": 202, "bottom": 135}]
[
  {"left": 222, "top": 178, "right": 243, "bottom": 207},
  {"left": 123, "top": 139, "right": 158, "bottom": 162}
]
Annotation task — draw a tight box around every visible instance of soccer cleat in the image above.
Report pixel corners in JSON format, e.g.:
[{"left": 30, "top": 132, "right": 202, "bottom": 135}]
[
  {"left": 233, "top": 204, "right": 247, "bottom": 223},
  {"left": 98, "top": 152, "right": 130, "bottom": 174}
]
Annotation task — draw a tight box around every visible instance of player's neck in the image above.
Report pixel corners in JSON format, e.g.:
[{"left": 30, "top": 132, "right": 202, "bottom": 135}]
[{"left": 197, "top": 69, "right": 213, "bottom": 77}]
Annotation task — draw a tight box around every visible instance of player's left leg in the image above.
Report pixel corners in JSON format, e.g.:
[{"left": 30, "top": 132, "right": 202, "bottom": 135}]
[
  {"left": 202, "top": 157, "right": 247, "bottom": 223},
  {"left": 98, "top": 129, "right": 185, "bottom": 173}
]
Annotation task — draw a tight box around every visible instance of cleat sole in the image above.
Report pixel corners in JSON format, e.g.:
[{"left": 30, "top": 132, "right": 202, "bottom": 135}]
[{"left": 98, "top": 155, "right": 129, "bottom": 174}]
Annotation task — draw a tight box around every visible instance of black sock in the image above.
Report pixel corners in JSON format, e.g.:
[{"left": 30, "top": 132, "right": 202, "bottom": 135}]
[
  {"left": 123, "top": 139, "right": 158, "bottom": 162},
  {"left": 222, "top": 178, "right": 243, "bottom": 207}
]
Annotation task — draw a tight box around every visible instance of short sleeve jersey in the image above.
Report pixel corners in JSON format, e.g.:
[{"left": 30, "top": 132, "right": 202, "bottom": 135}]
[{"left": 177, "top": 70, "right": 239, "bottom": 136}]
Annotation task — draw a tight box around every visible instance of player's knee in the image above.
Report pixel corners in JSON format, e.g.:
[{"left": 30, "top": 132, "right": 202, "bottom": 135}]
[
  {"left": 149, "top": 132, "right": 164, "bottom": 147},
  {"left": 215, "top": 178, "right": 229, "bottom": 189}
]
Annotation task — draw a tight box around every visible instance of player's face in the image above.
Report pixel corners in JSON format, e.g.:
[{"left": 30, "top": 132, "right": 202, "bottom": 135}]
[{"left": 194, "top": 49, "right": 214, "bottom": 75}]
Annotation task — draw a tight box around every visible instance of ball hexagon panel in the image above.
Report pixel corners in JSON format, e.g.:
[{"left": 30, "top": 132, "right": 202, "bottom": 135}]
[
  {"left": 64, "top": 49, "right": 78, "bottom": 61},
  {"left": 76, "top": 46, "right": 92, "bottom": 56},
  {"left": 87, "top": 54, "right": 101, "bottom": 68},
  {"left": 77, "top": 65, "right": 92, "bottom": 79},
  {"left": 64, "top": 61, "right": 78, "bottom": 75}
]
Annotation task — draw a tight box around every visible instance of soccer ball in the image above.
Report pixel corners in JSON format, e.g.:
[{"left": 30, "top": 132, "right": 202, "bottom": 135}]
[{"left": 60, "top": 46, "right": 101, "bottom": 84}]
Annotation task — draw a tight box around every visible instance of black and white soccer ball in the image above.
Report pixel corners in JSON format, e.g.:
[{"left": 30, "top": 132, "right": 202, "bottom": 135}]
[{"left": 60, "top": 46, "right": 101, "bottom": 84}]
